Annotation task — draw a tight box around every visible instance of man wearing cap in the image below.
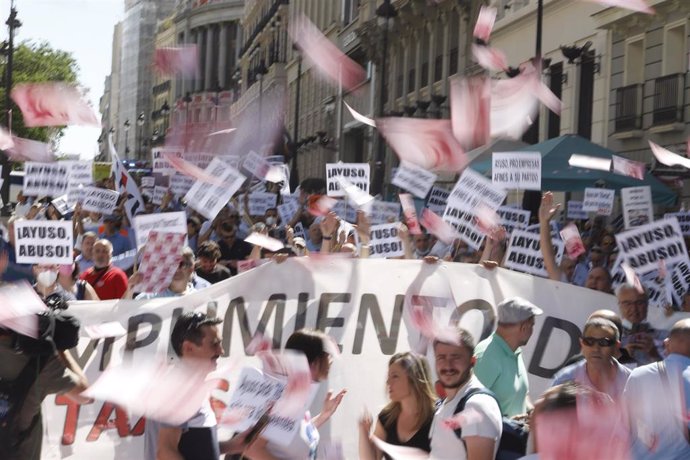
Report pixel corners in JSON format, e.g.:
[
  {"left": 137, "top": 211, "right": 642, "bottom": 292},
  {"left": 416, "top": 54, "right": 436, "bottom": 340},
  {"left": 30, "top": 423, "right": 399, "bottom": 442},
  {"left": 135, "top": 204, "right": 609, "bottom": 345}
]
[
  {"left": 144, "top": 312, "right": 247, "bottom": 460},
  {"left": 79, "top": 239, "right": 128, "bottom": 300},
  {"left": 473, "top": 297, "right": 543, "bottom": 417}
]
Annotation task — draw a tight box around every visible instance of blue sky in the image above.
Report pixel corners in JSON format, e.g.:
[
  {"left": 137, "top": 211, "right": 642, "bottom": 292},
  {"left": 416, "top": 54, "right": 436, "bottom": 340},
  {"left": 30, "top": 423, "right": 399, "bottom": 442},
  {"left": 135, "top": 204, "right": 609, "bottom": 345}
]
[{"left": 0, "top": 0, "right": 124, "bottom": 158}]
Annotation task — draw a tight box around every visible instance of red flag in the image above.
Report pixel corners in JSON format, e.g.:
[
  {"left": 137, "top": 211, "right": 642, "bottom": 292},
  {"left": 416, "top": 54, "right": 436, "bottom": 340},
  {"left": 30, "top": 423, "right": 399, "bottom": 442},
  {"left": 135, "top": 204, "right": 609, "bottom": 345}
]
[
  {"left": 11, "top": 82, "right": 99, "bottom": 127},
  {"left": 154, "top": 45, "right": 199, "bottom": 78}
]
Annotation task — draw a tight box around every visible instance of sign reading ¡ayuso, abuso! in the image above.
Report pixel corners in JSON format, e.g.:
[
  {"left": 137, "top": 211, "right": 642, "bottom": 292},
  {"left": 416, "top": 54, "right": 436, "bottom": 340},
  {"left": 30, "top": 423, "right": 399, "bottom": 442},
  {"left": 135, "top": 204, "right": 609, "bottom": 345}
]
[
  {"left": 40, "top": 259, "right": 685, "bottom": 460},
  {"left": 14, "top": 219, "right": 73, "bottom": 265},
  {"left": 326, "top": 163, "right": 370, "bottom": 197},
  {"left": 615, "top": 217, "right": 689, "bottom": 275},
  {"left": 504, "top": 229, "right": 565, "bottom": 278}
]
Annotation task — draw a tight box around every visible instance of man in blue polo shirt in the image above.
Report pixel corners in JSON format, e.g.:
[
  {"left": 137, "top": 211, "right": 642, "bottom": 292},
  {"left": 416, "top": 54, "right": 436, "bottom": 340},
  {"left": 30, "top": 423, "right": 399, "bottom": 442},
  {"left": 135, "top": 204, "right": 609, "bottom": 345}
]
[{"left": 473, "top": 297, "right": 543, "bottom": 417}]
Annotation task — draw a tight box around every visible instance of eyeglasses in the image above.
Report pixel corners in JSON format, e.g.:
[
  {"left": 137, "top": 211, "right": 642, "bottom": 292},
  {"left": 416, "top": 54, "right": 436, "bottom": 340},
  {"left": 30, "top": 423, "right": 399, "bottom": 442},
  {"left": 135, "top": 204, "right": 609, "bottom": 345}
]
[{"left": 582, "top": 337, "right": 616, "bottom": 347}]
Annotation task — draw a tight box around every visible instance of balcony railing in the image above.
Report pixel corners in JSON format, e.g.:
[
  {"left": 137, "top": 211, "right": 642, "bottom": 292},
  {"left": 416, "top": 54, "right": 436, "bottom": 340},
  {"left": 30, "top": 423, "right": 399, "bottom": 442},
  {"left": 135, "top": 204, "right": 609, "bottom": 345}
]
[
  {"left": 614, "top": 84, "right": 643, "bottom": 131},
  {"left": 652, "top": 73, "right": 685, "bottom": 125}
]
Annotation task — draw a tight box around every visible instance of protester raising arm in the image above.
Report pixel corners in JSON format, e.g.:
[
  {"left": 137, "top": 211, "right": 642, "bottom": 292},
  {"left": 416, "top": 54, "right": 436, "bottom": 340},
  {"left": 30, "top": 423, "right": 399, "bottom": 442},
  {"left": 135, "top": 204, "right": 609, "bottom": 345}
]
[
  {"left": 539, "top": 192, "right": 563, "bottom": 281},
  {"left": 356, "top": 210, "right": 371, "bottom": 259},
  {"left": 319, "top": 212, "right": 339, "bottom": 254},
  {"left": 480, "top": 225, "right": 507, "bottom": 267}
]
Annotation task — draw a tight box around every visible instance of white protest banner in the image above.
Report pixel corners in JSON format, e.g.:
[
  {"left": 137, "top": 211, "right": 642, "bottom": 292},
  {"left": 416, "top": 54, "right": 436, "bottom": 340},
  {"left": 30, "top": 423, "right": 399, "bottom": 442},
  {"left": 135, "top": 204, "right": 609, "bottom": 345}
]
[
  {"left": 133, "top": 231, "right": 186, "bottom": 293},
  {"left": 615, "top": 218, "right": 689, "bottom": 275},
  {"left": 23, "top": 162, "right": 70, "bottom": 197},
  {"left": 496, "top": 206, "right": 531, "bottom": 235},
  {"left": 665, "top": 211, "right": 690, "bottom": 236},
  {"left": 621, "top": 186, "right": 653, "bottom": 230},
  {"left": 582, "top": 188, "right": 615, "bottom": 216},
  {"left": 141, "top": 176, "right": 155, "bottom": 188},
  {"left": 368, "top": 201, "right": 401, "bottom": 225},
  {"left": 368, "top": 223, "right": 405, "bottom": 258},
  {"left": 152, "top": 186, "right": 167, "bottom": 206},
  {"left": 81, "top": 187, "right": 120, "bottom": 214},
  {"left": 391, "top": 161, "right": 437, "bottom": 198},
  {"left": 567, "top": 201, "right": 588, "bottom": 220},
  {"left": 504, "top": 229, "right": 565, "bottom": 277},
  {"left": 14, "top": 220, "right": 73, "bottom": 265},
  {"left": 326, "top": 163, "right": 370, "bottom": 197},
  {"left": 133, "top": 211, "right": 187, "bottom": 250},
  {"left": 426, "top": 186, "right": 449, "bottom": 214},
  {"left": 492, "top": 152, "right": 541, "bottom": 190},
  {"left": 152, "top": 147, "right": 183, "bottom": 176},
  {"left": 184, "top": 158, "right": 246, "bottom": 220},
  {"left": 242, "top": 150, "right": 271, "bottom": 179},
  {"left": 170, "top": 174, "right": 194, "bottom": 196},
  {"left": 41, "top": 259, "right": 641, "bottom": 460},
  {"left": 443, "top": 168, "right": 506, "bottom": 250},
  {"left": 247, "top": 192, "right": 277, "bottom": 216},
  {"left": 277, "top": 196, "right": 300, "bottom": 224},
  {"left": 110, "top": 143, "right": 145, "bottom": 221}
]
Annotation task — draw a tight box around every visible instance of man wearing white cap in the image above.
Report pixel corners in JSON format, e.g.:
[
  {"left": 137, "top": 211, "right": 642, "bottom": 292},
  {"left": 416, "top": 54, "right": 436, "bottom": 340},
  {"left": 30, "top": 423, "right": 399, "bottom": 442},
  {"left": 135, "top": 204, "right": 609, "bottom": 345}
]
[{"left": 473, "top": 297, "right": 543, "bottom": 417}]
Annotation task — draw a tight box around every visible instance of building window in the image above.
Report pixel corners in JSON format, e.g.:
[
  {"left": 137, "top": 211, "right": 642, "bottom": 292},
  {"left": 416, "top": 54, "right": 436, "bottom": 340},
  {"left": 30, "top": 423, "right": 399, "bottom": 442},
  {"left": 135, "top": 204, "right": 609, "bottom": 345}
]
[
  {"left": 663, "top": 21, "right": 687, "bottom": 76},
  {"left": 624, "top": 36, "right": 644, "bottom": 85},
  {"left": 343, "top": 0, "right": 359, "bottom": 26}
]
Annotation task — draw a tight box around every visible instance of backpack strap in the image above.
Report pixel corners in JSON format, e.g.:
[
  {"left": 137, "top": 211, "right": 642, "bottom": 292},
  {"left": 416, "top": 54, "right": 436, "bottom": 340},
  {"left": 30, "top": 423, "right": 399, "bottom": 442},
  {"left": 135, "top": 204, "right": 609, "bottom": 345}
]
[
  {"left": 658, "top": 360, "right": 690, "bottom": 444},
  {"left": 452, "top": 387, "right": 498, "bottom": 440}
]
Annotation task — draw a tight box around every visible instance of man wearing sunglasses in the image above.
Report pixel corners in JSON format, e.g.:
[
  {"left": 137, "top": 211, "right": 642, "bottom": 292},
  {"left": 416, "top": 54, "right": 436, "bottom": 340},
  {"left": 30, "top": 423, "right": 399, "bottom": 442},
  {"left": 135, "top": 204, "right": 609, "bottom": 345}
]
[
  {"left": 616, "top": 283, "right": 664, "bottom": 367},
  {"left": 552, "top": 317, "right": 631, "bottom": 402}
]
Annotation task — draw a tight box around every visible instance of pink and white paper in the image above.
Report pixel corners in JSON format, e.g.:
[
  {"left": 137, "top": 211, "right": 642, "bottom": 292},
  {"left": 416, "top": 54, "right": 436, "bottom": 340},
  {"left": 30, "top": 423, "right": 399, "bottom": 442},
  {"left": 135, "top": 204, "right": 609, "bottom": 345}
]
[
  {"left": 473, "top": 5, "right": 497, "bottom": 44},
  {"left": 154, "top": 45, "right": 199, "bottom": 78},
  {"left": 399, "top": 193, "right": 422, "bottom": 235},
  {"left": 450, "top": 76, "right": 491, "bottom": 151},
  {"left": 11, "top": 82, "right": 100, "bottom": 127},
  {"left": 559, "top": 222, "right": 586, "bottom": 259},
  {"left": 419, "top": 208, "right": 457, "bottom": 245},
  {"left": 612, "top": 155, "right": 645, "bottom": 180},
  {"left": 0, "top": 281, "right": 48, "bottom": 338},
  {"left": 133, "top": 231, "right": 186, "bottom": 293},
  {"left": 580, "top": 0, "right": 654, "bottom": 14}
]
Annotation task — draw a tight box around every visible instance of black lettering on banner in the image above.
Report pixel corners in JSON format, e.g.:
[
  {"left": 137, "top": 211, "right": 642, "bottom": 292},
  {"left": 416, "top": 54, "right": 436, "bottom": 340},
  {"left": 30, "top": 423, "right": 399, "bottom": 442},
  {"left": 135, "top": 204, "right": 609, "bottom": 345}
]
[
  {"left": 124, "top": 313, "right": 162, "bottom": 364},
  {"left": 528, "top": 316, "right": 581, "bottom": 379},
  {"left": 222, "top": 295, "right": 286, "bottom": 356},
  {"left": 316, "top": 293, "right": 349, "bottom": 352},
  {"left": 450, "top": 299, "right": 496, "bottom": 342},
  {"left": 352, "top": 294, "right": 404, "bottom": 354},
  {"left": 294, "top": 293, "right": 310, "bottom": 331},
  {"left": 166, "top": 307, "right": 184, "bottom": 359}
]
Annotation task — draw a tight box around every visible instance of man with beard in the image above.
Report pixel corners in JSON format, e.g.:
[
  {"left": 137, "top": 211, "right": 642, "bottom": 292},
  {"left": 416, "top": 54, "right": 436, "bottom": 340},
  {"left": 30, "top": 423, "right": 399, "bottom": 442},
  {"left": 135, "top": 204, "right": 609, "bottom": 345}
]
[
  {"left": 616, "top": 283, "right": 664, "bottom": 367},
  {"left": 429, "top": 327, "right": 502, "bottom": 460},
  {"left": 79, "top": 239, "right": 128, "bottom": 300}
]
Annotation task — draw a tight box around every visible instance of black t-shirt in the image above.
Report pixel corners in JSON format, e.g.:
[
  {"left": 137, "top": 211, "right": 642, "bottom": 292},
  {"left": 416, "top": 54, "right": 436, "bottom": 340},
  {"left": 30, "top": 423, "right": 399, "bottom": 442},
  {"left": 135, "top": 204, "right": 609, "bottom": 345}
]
[
  {"left": 377, "top": 411, "right": 433, "bottom": 460},
  {"left": 196, "top": 265, "right": 232, "bottom": 284},
  {"left": 178, "top": 426, "right": 220, "bottom": 460},
  {"left": 218, "top": 238, "right": 253, "bottom": 275}
]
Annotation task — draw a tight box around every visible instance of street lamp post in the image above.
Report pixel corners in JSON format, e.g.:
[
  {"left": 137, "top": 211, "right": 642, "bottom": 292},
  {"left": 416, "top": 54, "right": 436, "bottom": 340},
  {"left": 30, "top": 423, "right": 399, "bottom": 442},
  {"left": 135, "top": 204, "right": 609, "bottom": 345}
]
[
  {"left": 160, "top": 100, "right": 170, "bottom": 135},
  {"left": 371, "top": 0, "right": 397, "bottom": 197},
  {"left": 0, "top": 0, "right": 20, "bottom": 211},
  {"left": 124, "top": 119, "right": 131, "bottom": 157},
  {"left": 137, "top": 112, "right": 145, "bottom": 160},
  {"left": 256, "top": 60, "right": 268, "bottom": 136},
  {"left": 183, "top": 92, "right": 192, "bottom": 152}
]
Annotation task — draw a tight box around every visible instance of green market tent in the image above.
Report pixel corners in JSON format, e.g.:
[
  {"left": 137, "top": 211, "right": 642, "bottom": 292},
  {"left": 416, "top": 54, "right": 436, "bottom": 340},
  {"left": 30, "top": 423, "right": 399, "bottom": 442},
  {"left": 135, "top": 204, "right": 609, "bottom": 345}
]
[{"left": 469, "top": 134, "right": 677, "bottom": 205}]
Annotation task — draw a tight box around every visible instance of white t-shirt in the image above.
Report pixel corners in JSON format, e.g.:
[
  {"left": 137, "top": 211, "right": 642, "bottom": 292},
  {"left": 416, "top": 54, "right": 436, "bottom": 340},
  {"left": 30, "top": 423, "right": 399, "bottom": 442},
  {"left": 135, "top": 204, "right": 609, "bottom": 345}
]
[{"left": 429, "top": 375, "right": 502, "bottom": 460}]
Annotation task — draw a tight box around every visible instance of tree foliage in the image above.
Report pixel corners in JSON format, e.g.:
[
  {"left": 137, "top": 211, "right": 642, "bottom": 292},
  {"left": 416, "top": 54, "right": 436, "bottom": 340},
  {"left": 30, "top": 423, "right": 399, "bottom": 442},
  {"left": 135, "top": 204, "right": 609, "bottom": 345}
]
[{"left": 0, "top": 40, "right": 81, "bottom": 143}]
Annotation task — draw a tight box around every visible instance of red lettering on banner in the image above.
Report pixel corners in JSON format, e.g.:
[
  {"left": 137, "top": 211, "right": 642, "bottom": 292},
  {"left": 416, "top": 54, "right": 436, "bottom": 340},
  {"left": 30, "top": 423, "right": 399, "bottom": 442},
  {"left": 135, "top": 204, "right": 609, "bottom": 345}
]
[
  {"left": 87, "top": 403, "right": 132, "bottom": 441},
  {"left": 55, "top": 395, "right": 86, "bottom": 445}
]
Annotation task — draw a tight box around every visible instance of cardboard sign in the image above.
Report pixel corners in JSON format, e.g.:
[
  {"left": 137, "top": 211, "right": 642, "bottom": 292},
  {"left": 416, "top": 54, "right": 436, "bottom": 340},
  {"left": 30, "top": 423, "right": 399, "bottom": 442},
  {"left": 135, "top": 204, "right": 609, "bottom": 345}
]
[
  {"left": 170, "top": 174, "right": 194, "bottom": 196},
  {"left": 80, "top": 187, "right": 120, "bottom": 214},
  {"left": 582, "top": 188, "right": 615, "bottom": 216},
  {"left": 247, "top": 192, "right": 277, "bottom": 216},
  {"left": 615, "top": 218, "right": 689, "bottom": 275},
  {"left": 184, "top": 158, "right": 246, "bottom": 220},
  {"left": 567, "top": 201, "right": 588, "bottom": 220},
  {"left": 277, "top": 196, "right": 300, "bottom": 225},
  {"left": 391, "top": 161, "right": 437, "bottom": 199},
  {"left": 426, "top": 186, "right": 450, "bottom": 214},
  {"left": 326, "top": 163, "right": 370, "bottom": 197},
  {"left": 293, "top": 222, "right": 307, "bottom": 241},
  {"left": 133, "top": 211, "right": 187, "bottom": 250},
  {"left": 133, "top": 231, "right": 186, "bottom": 293},
  {"left": 23, "top": 162, "right": 70, "bottom": 197},
  {"left": 496, "top": 206, "right": 531, "bottom": 235},
  {"left": 242, "top": 151, "right": 271, "bottom": 179},
  {"left": 504, "top": 229, "right": 565, "bottom": 278},
  {"left": 621, "top": 186, "right": 653, "bottom": 230},
  {"left": 665, "top": 211, "right": 690, "bottom": 236},
  {"left": 152, "top": 147, "right": 183, "bottom": 176},
  {"left": 93, "top": 162, "right": 111, "bottom": 182},
  {"left": 492, "top": 152, "right": 542, "bottom": 190},
  {"left": 152, "top": 186, "right": 168, "bottom": 206},
  {"left": 368, "top": 223, "right": 405, "bottom": 259},
  {"left": 368, "top": 201, "right": 401, "bottom": 225},
  {"left": 14, "top": 220, "right": 73, "bottom": 265}
]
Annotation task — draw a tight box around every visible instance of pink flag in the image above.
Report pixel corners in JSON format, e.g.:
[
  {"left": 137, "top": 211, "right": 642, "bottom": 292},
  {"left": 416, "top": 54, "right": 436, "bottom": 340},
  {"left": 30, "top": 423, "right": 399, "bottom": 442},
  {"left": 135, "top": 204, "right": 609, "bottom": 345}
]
[
  {"left": 472, "top": 44, "right": 508, "bottom": 72},
  {"left": 419, "top": 208, "right": 457, "bottom": 245},
  {"left": 6, "top": 136, "right": 55, "bottom": 162},
  {"left": 450, "top": 76, "right": 491, "bottom": 150},
  {"left": 154, "top": 45, "right": 199, "bottom": 78},
  {"left": 612, "top": 155, "right": 645, "bottom": 180},
  {"left": 289, "top": 13, "right": 366, "bottom": 91},
  {"left": 580, "top": 0, "right": 654, "bottom": 14},
  {"left": 11, "top": 82, "right": 100, "bottom": 127},
  {"left": 162, "top": 152, "right": 227, "bottom": 186},
  {"left": 399, "top": 193, "right": 422, "bottom": 235},
  {"left": 0, "top": 281, "right": 48, "bottom": 338},
  {"left": 377, "top": 118, "right": 468, "bottom": 172},
  {"left": 559, "top": 223, "right": 586, "bottom": 259},
  {"left": 473, "top": 5, "right": 497, "bottom": 44},
  {"left": 649, "top": 141, "right": 690, "bottom": 169}
]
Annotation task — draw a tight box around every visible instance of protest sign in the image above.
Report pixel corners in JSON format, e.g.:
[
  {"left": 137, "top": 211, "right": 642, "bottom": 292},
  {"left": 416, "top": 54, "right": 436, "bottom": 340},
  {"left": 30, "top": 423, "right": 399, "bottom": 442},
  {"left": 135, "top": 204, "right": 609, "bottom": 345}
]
[
  {"left": 133, "top": 211, "right": 187, "bottom": 250},
  {"left": 81, "top": 187, "right": 120, "bottom": 214},
  {"left": 368, "top": 201, "right": 401, "bottom": 225},
  {"left": 65, "top": 161, "right": 93, "bottom": 189},
  {"left": 496, "top": 206, "right": 531, "bottom": 235},
  {"left": 615, "top": 218, "right": 689, "bottom": 275},
  {"left": 42, "top": 259, "right": 637, "bottom": 460},
  {"left": 170, "top": 174, "right": 194, "bottom": 196},
  {"left": 23, "top": 162, "right": 70, "bottom": 197},
  {"left": 133, "top": 232, "right": 186, "bottom": 293},
  {"left": 621, "top": 186, "right": 653, "bottom": 230},
  {"left": 93, "top": 162, "right": 111, "bottom": 182},
  {"left": 665, "top": 211, "right": 690, "bottom": 236},
  {"left": 330, "top": 199, "right": 348, "bottom": 220},
  {"left": 242, "top": 151, "right": 271, "bottom": 179},
  {"left": 50, "top": 195, "right": 73, "bottom": 216},
  {"left": 492, "top": 152, "right": 541, "bottom": 190},
  {"left": 426, "top": 186, "right": 449, "bottom": 214},
  {"left": 504, "top": 229, "right": 565, "bottom": 277},
  {"left": 368, "top": 223, "right": 405, "bottom": 258},
  {"left": 141, "top": 176, "right": 155, "bottom": 188},
  {"left": 293, "top": 222, "right": 307, "bottom": 241},
  {"left": 217, "top": 154, "right": 242, "bottom": 169},
  {"left": 559, "top": 223, "right": 586, "bottom": 259},
  {"left": 247, "top": 192, "right": 277, "bottom": 216},
  {"left": 326, "top": 163, "right": 370, "bottom": 197},
  {"left": 14, "top": 220, "right": 73, "bottom": 265},
  {"left": 152, "top": 147, "right": 183, "bottom": 176},
  {"left": 183, "top": 152, "right": 214, "bottom": 170},
  {"left": 582, "top": 188, "right": 615, "bottom": 216},
  {"left": 671, "top": 260, "right": 690, "bottom": 306},
  {"left": 277, "top": 196, "right": 300, "bottom": 224},
  {"left": 152, "top": 186, "right": 168, "bottom": 206},
  {"left": 567, "top": 201, "right": 588, "bottom": 220},
  {"left": 184, "top": 158, "right": 246, "bottom": 220},
  {"left": 391, "top": 161, "right": 437, "bottom": 198}
]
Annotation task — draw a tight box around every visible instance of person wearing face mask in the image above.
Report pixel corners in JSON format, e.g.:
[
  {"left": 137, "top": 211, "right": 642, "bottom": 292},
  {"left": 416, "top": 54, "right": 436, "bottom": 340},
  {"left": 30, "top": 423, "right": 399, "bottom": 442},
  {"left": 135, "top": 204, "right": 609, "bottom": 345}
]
[{"left": 33, "top": 264, "right": 76, "bottom": 303}]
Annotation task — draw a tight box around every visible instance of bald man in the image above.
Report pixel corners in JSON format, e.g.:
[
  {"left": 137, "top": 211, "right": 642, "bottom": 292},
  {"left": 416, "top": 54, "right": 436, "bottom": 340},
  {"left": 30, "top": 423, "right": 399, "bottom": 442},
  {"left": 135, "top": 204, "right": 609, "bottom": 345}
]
[{"left": 623, "top": 319, "right": 690, "bottom": 460}]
